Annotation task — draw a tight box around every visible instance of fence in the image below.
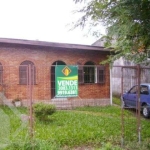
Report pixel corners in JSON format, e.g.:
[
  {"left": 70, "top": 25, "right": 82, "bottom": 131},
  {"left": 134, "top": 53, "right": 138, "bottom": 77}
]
[
  {"left": 0, "top": 64, "right": 150, "bottom": 149},
  {"left": 112, "top": 64, "right": 150, "bottom": 146},
  {"left": 0, "top": 64, "right": 110, "bottom": 108},
  {"left": 112, "top": 65, "right": 150, "bottom": 96}
]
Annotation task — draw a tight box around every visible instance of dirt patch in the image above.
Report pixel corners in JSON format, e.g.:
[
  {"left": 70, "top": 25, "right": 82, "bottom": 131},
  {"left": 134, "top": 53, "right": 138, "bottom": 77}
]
[{"left": 63, "top": 145, "right": 96, "bottom": 150}]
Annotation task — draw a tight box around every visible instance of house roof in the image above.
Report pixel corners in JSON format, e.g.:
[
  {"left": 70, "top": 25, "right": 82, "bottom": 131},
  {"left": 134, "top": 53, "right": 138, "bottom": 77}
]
[{"left": 0, "top": 38, "right": 111, "bottom": 52}]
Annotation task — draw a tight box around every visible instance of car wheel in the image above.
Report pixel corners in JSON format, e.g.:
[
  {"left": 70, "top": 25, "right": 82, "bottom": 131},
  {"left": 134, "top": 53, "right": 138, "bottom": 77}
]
[{"left": 142, "top": 105, "right": 150, "bottom": 118}]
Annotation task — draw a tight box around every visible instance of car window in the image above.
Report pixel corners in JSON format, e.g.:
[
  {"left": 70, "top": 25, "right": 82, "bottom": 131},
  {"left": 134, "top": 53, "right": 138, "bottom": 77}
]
[
  {"left": 140, "top": 86, "right": 149, "bottom": 95},
  {"left": 129, "top": 86, "right": 137, "bottom": 94}
]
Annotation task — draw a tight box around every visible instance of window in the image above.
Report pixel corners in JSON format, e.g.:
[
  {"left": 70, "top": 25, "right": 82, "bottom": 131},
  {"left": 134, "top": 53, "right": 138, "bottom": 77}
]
[
  {"left": 129, "top": 85, "right": 149, "bottom": 95},
  {"left": 129, "top": 86, "right": 137, "bottom": 94},
  {"left": 140, "top": 86, "right": 149, "bottom": 95},
  {"left": 78, "top": 61, "right": 105, "bottom": 84},
  {"left": 0, "top": 63, "right": 3, "bottom": 84},
  {"left": 97, "top": 66, "right": 105, "bottom": 83},
  {"left": 19, "top": 61, "right": 35, "bottom": 85},
  {"left": 84, "top": 62, "right": 95, "bottom": 83}
]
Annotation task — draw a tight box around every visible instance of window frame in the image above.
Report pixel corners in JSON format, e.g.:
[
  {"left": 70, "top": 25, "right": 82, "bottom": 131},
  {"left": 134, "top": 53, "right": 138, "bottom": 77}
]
[
  {"left": 78, "top": 66, "right": 84, "bottom": 84},
  {"left": 19, "top": 61, "right": 36, "bottom": 85},
  {"left": 78, "top": 64, "right": 105, "bottom": 84},
  {"left": 97, "top": 65, "right": 105, "bottom": 84},
  {"left": 83, "top": 65, "right": 95, "bottom": 83}
]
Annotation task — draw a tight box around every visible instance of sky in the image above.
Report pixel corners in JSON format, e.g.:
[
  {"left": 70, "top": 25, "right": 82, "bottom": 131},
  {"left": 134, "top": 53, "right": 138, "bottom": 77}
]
[{"left": 0, "top": 0, "right": 105, "bottom": 45}]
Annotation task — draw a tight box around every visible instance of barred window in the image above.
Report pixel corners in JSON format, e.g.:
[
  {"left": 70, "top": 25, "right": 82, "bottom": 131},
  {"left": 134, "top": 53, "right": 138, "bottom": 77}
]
[
  {"left": 78, "top": 62, "right": 105, "bottom": 84},
  {"left": 97, "top": 66, "right": 105, "bottom": 83},
  {"left": 19, "top": 61, "right": 36, "bottom": 85},
  {"left": 84, "top": 62, "right": 95, "bottom": 83},
  {"left": 0, "top": 63, "right": 3, "bottom": 84}
]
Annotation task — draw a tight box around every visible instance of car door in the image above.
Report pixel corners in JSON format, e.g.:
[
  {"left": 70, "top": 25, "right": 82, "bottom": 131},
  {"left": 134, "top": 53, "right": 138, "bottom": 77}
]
[
  {"left": 124, "top": 85, "right": 138, "bottom": 107},
  {"left": 140, "top": 85, "right": 149, "bottom": 105}
]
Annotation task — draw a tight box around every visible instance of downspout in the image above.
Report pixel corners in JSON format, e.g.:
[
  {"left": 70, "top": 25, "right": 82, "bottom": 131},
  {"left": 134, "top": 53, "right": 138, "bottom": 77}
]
[{"left": 110, "top": 66, "right": 112, "bottom": 105}]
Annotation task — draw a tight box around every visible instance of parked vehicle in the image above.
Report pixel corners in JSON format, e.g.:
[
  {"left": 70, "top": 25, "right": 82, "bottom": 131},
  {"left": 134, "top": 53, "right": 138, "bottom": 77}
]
[{"left": 122, "top": 83, "right": 150, "bottom": 118}]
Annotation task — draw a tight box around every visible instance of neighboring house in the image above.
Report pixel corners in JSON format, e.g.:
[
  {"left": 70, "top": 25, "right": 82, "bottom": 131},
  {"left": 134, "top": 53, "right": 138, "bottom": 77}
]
[
  {"left": 92, "top": 39, "right": 150, "bottom": 96},
  {"left": 111, "top": 57, "right": 135, "bottom": 95},
  {"left": 0, "top": 38, "right": 111, "bottom": 107}
]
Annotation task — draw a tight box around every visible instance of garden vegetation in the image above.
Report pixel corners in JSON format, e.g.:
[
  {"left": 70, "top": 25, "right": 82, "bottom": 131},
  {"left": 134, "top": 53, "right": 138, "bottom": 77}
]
[{"left": 1, "top": 103, "right": 150, "bottom": 150}]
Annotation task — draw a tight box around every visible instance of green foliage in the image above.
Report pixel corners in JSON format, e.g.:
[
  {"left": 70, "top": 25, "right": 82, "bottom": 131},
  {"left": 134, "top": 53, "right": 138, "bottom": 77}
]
[
  {"left": 33, "top": 103, "right": 56, "bottom": 121},
  {"left": 73, "top": 0, "right": 150, "bottom": 64},
  {"left": 5, "top": 140, "right": 61, "bottom": 150},
  {"left": 1, "top": 105, "right": 150, "bottom": 149}
]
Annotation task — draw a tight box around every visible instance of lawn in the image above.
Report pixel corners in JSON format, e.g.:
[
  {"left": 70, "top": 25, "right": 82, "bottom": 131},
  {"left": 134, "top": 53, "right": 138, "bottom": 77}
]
[
  {"left": 112, "top": 96, "right": 121, "bottom": 106},
  {"left": 0, "top": 104, "right": 150, "bottom": 150}
]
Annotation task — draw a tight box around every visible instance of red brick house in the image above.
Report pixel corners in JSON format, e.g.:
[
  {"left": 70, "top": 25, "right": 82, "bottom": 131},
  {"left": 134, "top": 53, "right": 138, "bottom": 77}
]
[{"left": 0, "top": 38, "right": 111, "bottom": 108}]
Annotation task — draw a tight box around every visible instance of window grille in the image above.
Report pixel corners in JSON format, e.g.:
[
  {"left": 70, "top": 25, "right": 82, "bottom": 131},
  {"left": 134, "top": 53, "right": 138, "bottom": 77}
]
[{"left": 78, "top": 62, "right": 105, "bottom": 84}]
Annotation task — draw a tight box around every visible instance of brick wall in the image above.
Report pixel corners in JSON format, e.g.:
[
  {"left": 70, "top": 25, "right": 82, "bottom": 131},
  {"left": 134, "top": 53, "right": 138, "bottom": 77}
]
[{"left": 0, "top": 44, "right": 110, "bottom": 105}]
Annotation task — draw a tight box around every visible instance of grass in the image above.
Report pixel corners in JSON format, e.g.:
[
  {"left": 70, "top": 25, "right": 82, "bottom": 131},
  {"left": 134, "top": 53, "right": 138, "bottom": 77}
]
[
  {"left": 113, "top": 96, "right": 121, "bottom": 106},
  {"left": 0, "top": 103, "right": 150, "bottom": 150}
]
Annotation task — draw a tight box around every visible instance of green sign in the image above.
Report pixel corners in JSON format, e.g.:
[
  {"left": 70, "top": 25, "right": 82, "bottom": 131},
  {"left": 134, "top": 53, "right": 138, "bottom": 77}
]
[{"left": 55, "top": 65, "right": 78, "bottom": 97}]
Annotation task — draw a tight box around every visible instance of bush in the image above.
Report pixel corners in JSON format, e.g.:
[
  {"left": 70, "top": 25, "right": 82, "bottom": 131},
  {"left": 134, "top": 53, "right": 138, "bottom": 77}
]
[{"left": 33, "top": 102, "right": 56, "bottom": 121}]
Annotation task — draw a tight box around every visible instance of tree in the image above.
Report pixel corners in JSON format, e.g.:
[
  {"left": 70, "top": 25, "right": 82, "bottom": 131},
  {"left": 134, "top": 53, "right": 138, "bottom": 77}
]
[{"left": 73, "top": 0, "right": 150, "bottom": 63}]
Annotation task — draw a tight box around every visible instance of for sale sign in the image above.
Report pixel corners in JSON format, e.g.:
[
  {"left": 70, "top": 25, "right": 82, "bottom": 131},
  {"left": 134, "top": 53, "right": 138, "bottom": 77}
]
[{"left": 55, "top": 65, "right": 78, "bottom": 97}]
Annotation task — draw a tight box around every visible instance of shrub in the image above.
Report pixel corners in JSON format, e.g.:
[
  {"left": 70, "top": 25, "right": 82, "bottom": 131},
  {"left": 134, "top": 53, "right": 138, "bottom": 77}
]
[{"left": 33, "top": 102, "right": 56, "bottom": 121}]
